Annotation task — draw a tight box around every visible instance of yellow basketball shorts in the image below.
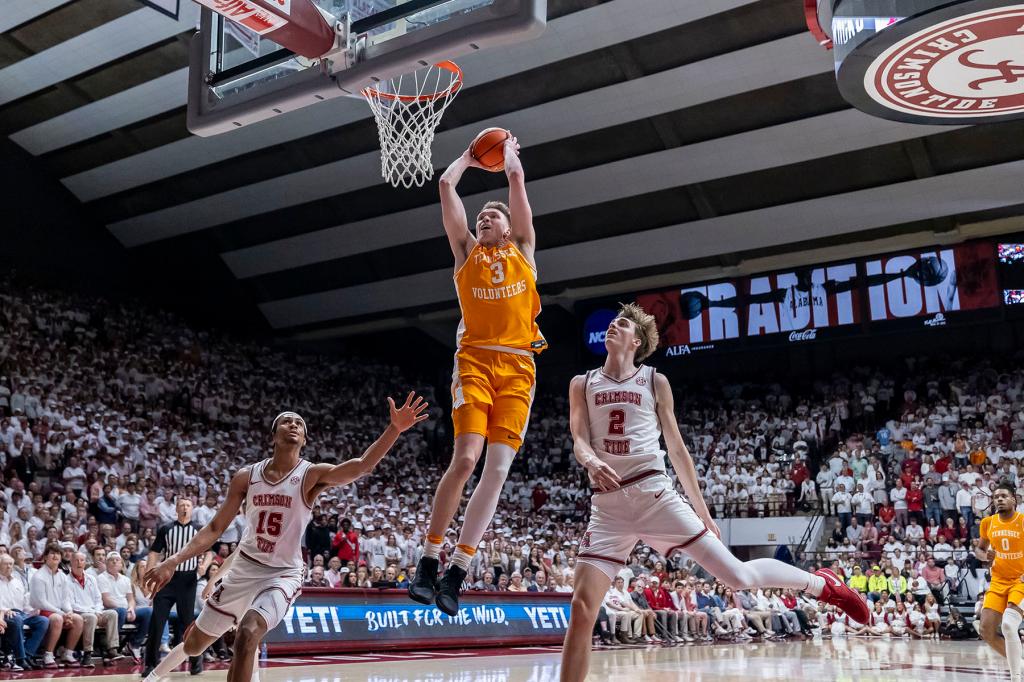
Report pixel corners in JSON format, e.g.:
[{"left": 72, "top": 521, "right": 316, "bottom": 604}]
[
  {"left": 983, "top": 578, "right": 1024, "bottom": 614},
  {"left": 450, "top": 346, "right": 536, "bottom": 448}
]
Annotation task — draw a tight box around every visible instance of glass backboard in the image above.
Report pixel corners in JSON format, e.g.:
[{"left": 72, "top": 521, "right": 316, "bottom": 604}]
[{"left": 187, "top": 0, "right": 545, "bottom": 136}]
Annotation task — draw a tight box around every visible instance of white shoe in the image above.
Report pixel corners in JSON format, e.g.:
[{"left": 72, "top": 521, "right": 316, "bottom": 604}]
[
  {"left": 643, "top": 635, "right": 652, "bottom": 643},
  {"left": 131, "top": 646, "right": 142, "bottom": 660},
  {"left": 60, "top": 651, "right": 78, "bottom": 666},
  {"left": 160, "top": 643, "right": 172, "bottom": 654}
]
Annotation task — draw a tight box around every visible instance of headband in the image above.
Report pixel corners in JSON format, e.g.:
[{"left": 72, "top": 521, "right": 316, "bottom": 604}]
[{"left": 271, "top": 411, "right": 308, "bottom": 438}]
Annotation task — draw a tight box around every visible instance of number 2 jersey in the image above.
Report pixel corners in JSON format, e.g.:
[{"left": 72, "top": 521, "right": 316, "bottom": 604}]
[
  {"left": 584, "top": 365, "right": 666, "bottom": 480},
  {"left": 980, "top": 511, "right": 1024, "bottom": 583},
  {"left": 238, "top": 458, "right": 314, "bottom": 570}
]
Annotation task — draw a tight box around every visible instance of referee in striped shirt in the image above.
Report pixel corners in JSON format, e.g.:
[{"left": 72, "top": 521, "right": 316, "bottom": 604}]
[{"left": 143, "top": 497, "right": 202, "bottom": 677}]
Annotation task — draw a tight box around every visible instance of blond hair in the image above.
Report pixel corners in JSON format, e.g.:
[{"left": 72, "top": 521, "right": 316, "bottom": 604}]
[
  {"left": 617, "top": 302, "right": 659, "bottom": 362},
  {"left": 480, "top": 201, "right": 511, "bottom": 224}
]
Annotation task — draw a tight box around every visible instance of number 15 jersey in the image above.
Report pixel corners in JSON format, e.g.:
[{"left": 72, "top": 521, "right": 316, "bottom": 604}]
[
  {"left": 238, "top": 458, "right": 314, "bottom": 570},
  {"left": 981, "top": 511, "right": 1024, "bottom": 583},
  {"left": 584, "top": 365, "right": 666, "bottom": 480}
]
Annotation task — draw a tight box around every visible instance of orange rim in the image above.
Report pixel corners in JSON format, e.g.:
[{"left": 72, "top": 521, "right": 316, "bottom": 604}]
[{"left": 361, "top": 60, "right": 463, "bottom": 103}]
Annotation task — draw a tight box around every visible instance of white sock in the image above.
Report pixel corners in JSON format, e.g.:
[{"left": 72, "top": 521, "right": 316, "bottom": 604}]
[
  {"left": 251, "top": 649, "right": 260, "bottom": 682},
  {"left": 1003, "top": 609, "right": 1023, "bottom": 679},
  {"left": 685, "top": 533, "right": 827, "bottom": 596},
  {"left": 451, "top": 547, "right": 474, "bottom": 571},
  {"left": 152, "top": 643, "right": 188, "bottom": 679},
  {"left": 423, "top": 536, "right": 443, "bottom": 560},
  {"left": 804, "top": 574, "right": 826, "bottom": 597},
  {"left": 456, "top": 443, "right": 515, "bottom": 548}
]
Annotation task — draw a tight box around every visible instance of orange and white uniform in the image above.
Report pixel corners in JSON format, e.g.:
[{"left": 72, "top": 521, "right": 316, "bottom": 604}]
[
  {"left": 980, "top": 512, "right": 1024, "bottom": 613},
  {"left": 451, "top": 241, "right": 546, "bottom": 447}
]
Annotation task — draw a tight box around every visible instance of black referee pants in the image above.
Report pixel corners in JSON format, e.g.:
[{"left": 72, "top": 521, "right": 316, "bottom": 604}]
[{"left": 145, "top": 571, "right": 199, "bottom": 668}]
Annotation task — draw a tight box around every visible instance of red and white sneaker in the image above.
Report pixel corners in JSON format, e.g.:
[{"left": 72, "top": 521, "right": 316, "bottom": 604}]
[{"left": 815, "top": 568, "right": 870, "bottom": 624}]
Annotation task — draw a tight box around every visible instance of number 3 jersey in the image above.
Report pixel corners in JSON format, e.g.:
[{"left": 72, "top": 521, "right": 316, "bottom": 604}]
[
  {"left": 238, "top": 458, "right": 314, "bottom": 570},
  {"left": 584, "top": 365, "right": 666, "bottom": 480},
  {"left": 454, "top": 242, "right": 546, "bottom": 354}
]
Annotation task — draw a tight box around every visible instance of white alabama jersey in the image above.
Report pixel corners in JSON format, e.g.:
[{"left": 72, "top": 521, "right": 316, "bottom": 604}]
[
  {"left": 584, "top": 365, "right": 666, "bottom": 480},
  {"left": 238, "top": 458, "right": 314, "bottom": 570}
]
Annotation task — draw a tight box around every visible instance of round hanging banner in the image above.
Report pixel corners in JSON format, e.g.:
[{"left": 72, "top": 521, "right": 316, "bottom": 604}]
[{"left": 834, "top": 0, "right": 1024, "bottom": 124}]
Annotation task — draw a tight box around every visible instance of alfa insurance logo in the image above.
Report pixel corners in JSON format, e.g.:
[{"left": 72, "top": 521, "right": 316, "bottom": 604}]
[{"left": 864, "top": 5, "right": 1024, "bottom": 119}]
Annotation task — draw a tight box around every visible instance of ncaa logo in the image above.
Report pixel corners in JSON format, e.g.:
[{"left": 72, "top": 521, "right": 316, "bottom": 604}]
[
  {"left": 583, "top": 309, "right": 617, "bottom": 356},
  {"left": 864, "top": 5, "right": 1024, "bottom": 120}
]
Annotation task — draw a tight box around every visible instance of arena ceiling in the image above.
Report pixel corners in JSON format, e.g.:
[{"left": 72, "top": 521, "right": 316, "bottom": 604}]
[{"left": 3, "top": 0, "right": 1024, "bottom": 340}]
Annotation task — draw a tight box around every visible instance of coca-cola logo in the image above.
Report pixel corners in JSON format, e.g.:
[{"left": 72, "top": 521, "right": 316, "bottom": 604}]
[
  {"left": 788, "top": 329, "right": 818, "bottom": 343},
  {"left": 864, "top": 6, "right": 1024, "bottom": 120}
]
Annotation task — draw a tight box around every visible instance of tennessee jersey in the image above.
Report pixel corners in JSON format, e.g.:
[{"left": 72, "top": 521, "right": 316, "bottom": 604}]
[
  {"left": 981, "top": 512, "right": 1024, "bottom": 582},
  {"left": 454, "top": 242, "right": 546, "bottom": 354}
]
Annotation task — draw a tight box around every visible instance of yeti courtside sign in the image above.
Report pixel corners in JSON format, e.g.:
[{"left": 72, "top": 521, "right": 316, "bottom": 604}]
[{"left": 833, "top": 0, "right": 1024, "bottom": 124}]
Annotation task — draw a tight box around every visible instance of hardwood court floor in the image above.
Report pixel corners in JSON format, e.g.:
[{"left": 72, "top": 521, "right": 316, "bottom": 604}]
[{"left": 11, "top": 639, "right": 1012, "bottom": 681}]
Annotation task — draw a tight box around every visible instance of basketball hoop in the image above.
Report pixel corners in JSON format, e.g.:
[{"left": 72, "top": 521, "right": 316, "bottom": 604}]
[{"left": 362, "top": 61, "right": 463, "bottom": 189}]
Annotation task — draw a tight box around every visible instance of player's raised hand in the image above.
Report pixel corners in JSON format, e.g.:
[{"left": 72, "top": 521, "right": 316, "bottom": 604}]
[
  {"left": 388, "top": 391, "right": 430, "bottom": 432},
  {"left": 504, "top": 135, "right": 521, "bottom": 157},
  {"left": 461, "top": 146, "right": 487, "bottom": 170},
  {"left": 583, "top": 456, "right": 620, "bottom": 492}
]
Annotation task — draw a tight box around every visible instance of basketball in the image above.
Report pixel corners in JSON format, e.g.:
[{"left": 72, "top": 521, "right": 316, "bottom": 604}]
[{"left": 470, "top": 127, "right": 510, "bottom": 172}]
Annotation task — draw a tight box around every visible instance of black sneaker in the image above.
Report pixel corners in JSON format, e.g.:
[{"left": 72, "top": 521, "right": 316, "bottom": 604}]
[
  {"left": 189, "top": 656, "right": 203, "bottom": 676},
  {"left": 408, "top": 556, "right": 440, "bottom": 605},
  {"left": 434, "top": 565, "right": 467, "bottom": 616},
  {"left": 81, "top": 652, "right": 96, "bottom": 669}
]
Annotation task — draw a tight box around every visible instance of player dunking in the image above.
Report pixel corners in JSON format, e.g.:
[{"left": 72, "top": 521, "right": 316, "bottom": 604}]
[
  {"left": 976, "top": 481, "right": 1024, "bottom": 682},
  {"left": 408, "top": 134, "right": 546, "bottom": 615},
  {"left": 143, "top": 395, "right": 428, "bottom": 682},
  {"left": 559, "top": 303, "right": 869, "bottom": 682}
]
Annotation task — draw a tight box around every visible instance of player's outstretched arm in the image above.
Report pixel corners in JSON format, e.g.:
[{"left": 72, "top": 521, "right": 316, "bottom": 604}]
[
  {"left": 654, "top": 372, "right": 719, "bottom": 538},
  {"left": 143, "top": 469, "right": 248, "bottom": 596},
  {"left": 306, "top": 392, "right": 429, "bottom": 493},
  {"left": 503, "top": 136, "right": 536, "bottom": 265},
  {"left": 439, "top": 151, "right": 483, "bottom": 268},
  {"left": 569, "top": 375, "right": 620, "bottom": 492}
]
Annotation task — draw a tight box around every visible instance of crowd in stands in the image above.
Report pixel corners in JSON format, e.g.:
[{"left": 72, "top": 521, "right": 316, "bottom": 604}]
[{"left": 1, "top": 277, "right": 1023, "bottom": 665}]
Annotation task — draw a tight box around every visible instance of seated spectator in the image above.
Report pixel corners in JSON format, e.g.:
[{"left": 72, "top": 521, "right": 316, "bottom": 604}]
[
  {"left": 473, "top": 571, "right": 497, "bottom": 591},
  {"left": 304, "top": 566, "right": 330, "bottom": 588},
  {"left": 603, "top": 576, "right": 641, "bottom": 644},
  {"left": 29, "top": 544, "right": 83, "bottom": 668},
  {"left": 97, "top": 552, "right": 150, "bottom": 660},
  {"left": 922, "top": 559, "right": 946, "bottom": 601},
  {"left": 507, "top": 572, "right": 527, "bottom": 593},
  {"left": 0, "top": 553, "right": 48, "bottom": 671},
  {"left": 67, "top": 552, "right": 120, "bottom": 667},
  {"left": 941, "top": 607, "right": 974, "bottom": 640},
  {"left": 644, "top": 577, "right": 680, "bottom": 642}
]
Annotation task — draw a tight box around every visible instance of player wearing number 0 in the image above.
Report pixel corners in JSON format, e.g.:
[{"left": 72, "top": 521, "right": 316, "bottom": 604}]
[
  {"left": 143, "top": 395, "right": 428, "bottom": 682},
  {"left": 559, "top": 303, "right": 870, "bottom": 682},
  {"left": 976, "top": 481, "right": 1024, "bottom": 682},
  {"left": 408, "top": 134, "right": 546, "bottom": 616}
]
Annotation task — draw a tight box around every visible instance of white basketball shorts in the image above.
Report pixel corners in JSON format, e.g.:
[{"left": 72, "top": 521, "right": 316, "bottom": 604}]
[
  {"left": 195, "top": 553, "right": 303, "bottom": 637},
  {"left": 577, "top": 471, "right": 708, "bottom": 580}
]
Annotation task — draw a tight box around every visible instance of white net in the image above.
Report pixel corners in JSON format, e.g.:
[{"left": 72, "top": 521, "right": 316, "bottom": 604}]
[{"left": 362, "top": 61, "right": 462, "bottom": 189}]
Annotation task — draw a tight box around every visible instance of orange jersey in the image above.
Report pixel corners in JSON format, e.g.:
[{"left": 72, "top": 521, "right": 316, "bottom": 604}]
[
  {"left": 981, "top": 512, "right": 1024, "bottom": 582},
  {"left": 454, "top": 241, "right": 546, "bottom": 354}
]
